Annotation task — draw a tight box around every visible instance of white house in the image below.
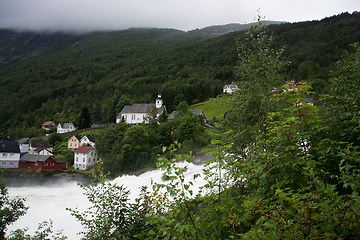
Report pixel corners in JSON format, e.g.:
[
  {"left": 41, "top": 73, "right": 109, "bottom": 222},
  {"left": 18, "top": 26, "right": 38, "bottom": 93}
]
[
  {"left": 17, "top": 138, "right": 30, "bottom": 153},
  {"left": 80, "top": 135, "right": 97, "bottom": 147},
  {"left": 116, "top": 95, "right": 166, "bottom": 124},
  {"left": 0, "top": 137, "right": 21, "bottom": 168},
  {"left": 73, "top": 146, "right": 97, "bottom": 170},
  {"left": 223, "top": 84, "right": 239, "bottom": 94},
  {"left": 57, "top": 123, "right": 76, "bottom": 134},
  {"left": 33, "top": 147, "right": 53, "bottom": 156}
]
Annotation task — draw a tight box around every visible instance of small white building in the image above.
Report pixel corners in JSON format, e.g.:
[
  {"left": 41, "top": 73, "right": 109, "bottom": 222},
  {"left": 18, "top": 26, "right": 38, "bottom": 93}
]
[
  {"left": 17, "top": 138, "right": 30, "bottom": 153},
  {"left": 80, "top": 135, "right": 97, "bottom": 147},
  {"left": 57, "top": 123, "right": 76, "bottom": 134},
  {"left": 73, "top": 146, "right": 97, "bottom": 170},
  {"left": 116, "top": 95, "right": 166, "bottom": 125},
  {"left": 0, "top": 138, "right": 21, "bottom": 168},
  {"left": 33, "top": 147, "right": 53, "bottom": 156},
  {"left": 223, "top": 84, "right": 239, "bottom": 94}
]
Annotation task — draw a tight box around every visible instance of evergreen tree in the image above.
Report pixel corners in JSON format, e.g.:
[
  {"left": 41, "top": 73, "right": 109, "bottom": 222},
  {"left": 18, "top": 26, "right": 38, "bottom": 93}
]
[{"left": 78, "top": 106, "right": 91, "bottom": 129}]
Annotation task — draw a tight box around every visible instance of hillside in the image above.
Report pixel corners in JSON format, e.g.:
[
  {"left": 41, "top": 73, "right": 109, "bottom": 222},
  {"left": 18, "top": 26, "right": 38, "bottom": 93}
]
[{"left": 0, "top": 11, "right": 360, "bottom": 138}]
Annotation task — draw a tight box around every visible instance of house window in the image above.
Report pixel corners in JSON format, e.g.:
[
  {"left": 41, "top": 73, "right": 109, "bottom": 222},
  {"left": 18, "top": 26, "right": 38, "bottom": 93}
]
[
  {"left": 76, "top": 157, "right": 78, "bottom": 162},
  {"left": 2, "top": 153, "right": 7, "bottom": 157},
  {"left": 83, "top": 158, "right": 85, "bottom": 162},
  {"left": 50, "top": 163, "right": 54, "bottom": 166},
  {"left": 88, "top": 158, "right": 90, "bottom": 162},
  {"left": 10, "top": 153, "right": 14, "bottom": 157},
  {"left": 132, "top": 115, "right": 135, "bottom": 120},
  {"left": 35, "top": 162, "right": 38, "bottom": 166},
  {"left": 9, "top": 161, "right": 13, "bottom": 165},
  {"left": 44, "top": 163, "right": 48, "bottom": 166},
  {"left": 70, "top": 143, "right": 72, "bottom": 147},
  {"left": 75, "top": 144, "right": 77, "bottom": 147},
  {"left": 91, "top": 152, "right": 93, "bottom": 156}
]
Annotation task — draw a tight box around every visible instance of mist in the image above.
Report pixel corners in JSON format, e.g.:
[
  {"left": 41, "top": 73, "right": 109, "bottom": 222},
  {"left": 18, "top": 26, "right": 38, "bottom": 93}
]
[{"left": 1, "top": 0, "right": 359, "bottom": 33}]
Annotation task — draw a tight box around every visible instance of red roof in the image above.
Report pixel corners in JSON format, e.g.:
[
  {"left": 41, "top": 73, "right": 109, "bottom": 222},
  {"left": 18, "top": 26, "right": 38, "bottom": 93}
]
[
  {"left": 42, "top": 121, "right": 54, "bottom": 126},
  {"left": 74, "top": 146, "right": 93, "bottom": 153},
  {"left": 34, "top": 147, "right": 52, "bottom": 153}
]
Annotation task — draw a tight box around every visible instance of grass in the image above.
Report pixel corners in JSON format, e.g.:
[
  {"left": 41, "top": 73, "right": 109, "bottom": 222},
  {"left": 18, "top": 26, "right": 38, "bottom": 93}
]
[{"left": 190, "top": 95, "right": 231, "bottom": 120}]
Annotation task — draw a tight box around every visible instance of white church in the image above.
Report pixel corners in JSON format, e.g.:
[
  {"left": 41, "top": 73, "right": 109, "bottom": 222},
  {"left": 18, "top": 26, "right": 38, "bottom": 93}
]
[{"left": 116, "top": 95, "right": 166, "bottom": 124}]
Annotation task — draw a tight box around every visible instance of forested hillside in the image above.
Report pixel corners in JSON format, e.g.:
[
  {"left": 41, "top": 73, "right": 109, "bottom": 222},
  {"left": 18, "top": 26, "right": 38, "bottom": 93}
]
[{"left": 0, "top": 11, "right": 359, "bottom": 138}]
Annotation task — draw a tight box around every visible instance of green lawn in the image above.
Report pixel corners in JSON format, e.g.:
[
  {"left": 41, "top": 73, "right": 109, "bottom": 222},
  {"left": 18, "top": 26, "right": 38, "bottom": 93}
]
[{"left": 190, "top": 96, "right": 231, "bottom": 120}]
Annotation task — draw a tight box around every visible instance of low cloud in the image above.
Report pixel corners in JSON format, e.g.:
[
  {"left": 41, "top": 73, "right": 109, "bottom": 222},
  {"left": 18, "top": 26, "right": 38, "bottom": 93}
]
[{"left": 0, "top": 0, "right": 358, "bottom": 32}]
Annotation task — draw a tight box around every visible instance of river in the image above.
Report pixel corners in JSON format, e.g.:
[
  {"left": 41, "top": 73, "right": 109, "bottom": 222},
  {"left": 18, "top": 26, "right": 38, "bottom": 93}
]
[{"left": 6, "top": 160, "right": 209, "bottom": 239}]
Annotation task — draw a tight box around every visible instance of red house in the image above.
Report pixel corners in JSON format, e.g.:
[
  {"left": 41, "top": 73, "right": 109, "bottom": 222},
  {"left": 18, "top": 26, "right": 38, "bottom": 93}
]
[{"left": 19, "top": 154, "right": 67, "bottom": 170}]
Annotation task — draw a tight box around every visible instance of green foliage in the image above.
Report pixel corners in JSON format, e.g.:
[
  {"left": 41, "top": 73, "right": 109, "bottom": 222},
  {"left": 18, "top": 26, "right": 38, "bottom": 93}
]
[
  {"left": 48, "top": 133, "right": 62, "bottom": 147},
  {"left": 190, "top": 97, "right": 229, "bottom": 120},
  {"left": 77, "top": 106, "right": 91, "bottom": 129},
  {"left": 6, "top": 220, "right": 67, "bottom": 240},
  {"left": 0, "top": 177, "right": 28, "bottom": 239},
  {"left": 67, "top": 162, "right": 151, "bottom": 240},
  {"left": 224, "top": 14, "right": 287, "bottom": 157}
]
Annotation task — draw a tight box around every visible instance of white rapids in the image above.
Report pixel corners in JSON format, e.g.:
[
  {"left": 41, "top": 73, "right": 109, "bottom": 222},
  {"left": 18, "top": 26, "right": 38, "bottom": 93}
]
[{"left": 7, "top": 161, "right": 209, "bottom": 240}]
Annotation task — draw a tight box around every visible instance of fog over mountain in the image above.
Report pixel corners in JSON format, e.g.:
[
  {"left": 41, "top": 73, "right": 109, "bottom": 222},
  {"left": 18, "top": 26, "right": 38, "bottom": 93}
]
[{"left": 0, "top": 0, "right": 359, "bottom": 32}]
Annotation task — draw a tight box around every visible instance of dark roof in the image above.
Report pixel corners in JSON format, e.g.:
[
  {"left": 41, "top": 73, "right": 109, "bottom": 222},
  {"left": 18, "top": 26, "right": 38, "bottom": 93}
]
[
  {"left": 20, "top": 154, "right": 51, "bottom": 162},
  {"left": 0, "top": 137, "right": 14, "bottom": 141},
  {"left": 117, "top": 104, "right": 165, "bottom": 118},
  {"left": 0, "top": 139, "right": 20, "bottom": 153},
  {"left": 71, "top": 135, "right": 81, "bottom": 141},
  {"left": 168, "top": 109, "right": 207, "bottom": 121},
  {"left": 193, "top": 110, "right": 207, "bottom": 121},
  {"left": 53, "top": 158, "right": 67, "bottom": 163},
  {"left": 58, "top": 123, "right": 74, "bottom": 129},
  {"left": 17, "top": 138, "right": 30, "bottom": 144},
  {"left": 30, "top": 140, "right": 50, "bottom": 148},
  {"left": 83, "top": 134, "right": 97, "bottom": 143}
]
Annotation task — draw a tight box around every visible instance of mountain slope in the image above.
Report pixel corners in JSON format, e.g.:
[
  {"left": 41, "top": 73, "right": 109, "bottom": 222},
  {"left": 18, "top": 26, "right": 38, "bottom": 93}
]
[{"left": 0, "top": 12, "right": 360, "bottom": 137}]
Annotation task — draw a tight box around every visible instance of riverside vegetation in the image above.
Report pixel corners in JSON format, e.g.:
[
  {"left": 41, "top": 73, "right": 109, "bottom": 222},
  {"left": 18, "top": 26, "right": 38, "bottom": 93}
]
[{"left": 2, "top": 12, "right": 360, "bottom": 239}]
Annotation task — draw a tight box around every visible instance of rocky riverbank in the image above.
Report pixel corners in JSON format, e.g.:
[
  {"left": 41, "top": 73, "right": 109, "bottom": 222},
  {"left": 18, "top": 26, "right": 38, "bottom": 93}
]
[{"left": 1, "top": 168, "right": 93, "bottom": 178}]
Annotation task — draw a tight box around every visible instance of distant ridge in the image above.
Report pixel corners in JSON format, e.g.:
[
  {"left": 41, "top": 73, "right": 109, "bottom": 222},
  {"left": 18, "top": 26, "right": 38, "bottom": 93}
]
[{"left": 189, "top": 21, "right": 287, "bottom": 35}]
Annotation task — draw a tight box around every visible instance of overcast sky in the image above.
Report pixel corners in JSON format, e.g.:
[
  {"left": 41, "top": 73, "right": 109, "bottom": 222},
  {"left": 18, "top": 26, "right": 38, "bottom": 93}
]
[{"left": 0, "top": 0, "right": 359, "bottom": 32}]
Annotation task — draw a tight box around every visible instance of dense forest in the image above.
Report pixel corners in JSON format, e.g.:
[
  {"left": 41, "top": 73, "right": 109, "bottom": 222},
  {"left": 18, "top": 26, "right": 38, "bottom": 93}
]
[{"left": 0, "top": 11, "right": 360, "bottom": 138}]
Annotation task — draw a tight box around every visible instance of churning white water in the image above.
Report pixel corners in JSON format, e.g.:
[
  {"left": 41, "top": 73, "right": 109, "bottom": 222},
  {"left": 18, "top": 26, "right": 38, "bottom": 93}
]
[{"left": 7, "top": 161, "right": 208, "bottom": 240}]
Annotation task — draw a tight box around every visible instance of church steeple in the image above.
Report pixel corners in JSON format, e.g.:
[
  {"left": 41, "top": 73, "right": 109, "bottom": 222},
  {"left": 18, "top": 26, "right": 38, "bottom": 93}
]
[{"left": 155, "top": 94, "right": 163, "bottom": 108}]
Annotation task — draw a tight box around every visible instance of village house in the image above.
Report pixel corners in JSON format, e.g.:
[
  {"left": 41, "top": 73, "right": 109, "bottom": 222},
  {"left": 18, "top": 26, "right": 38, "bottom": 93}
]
[
  {"left": 19, "top": 154, "right": 67, "bottom": 170},
  {"left": 33, "top": 147, "right": 53, "bottom": 156},
  {"left": 68, "top": 135, "right": 81, "bottom": 151},
  {"left": 57, "top": 122, "right": 76, "bottom": 134},
  {"left": 223, "top": 84, "right": 239, "bottom": 94},
  {"left": 17, "top": 138, "right": 30, "bottom": 153},
  {"left": 0, "top": 137, "right": 21, "bottom": 168},
  {"left": 29, "top": 140, "right": 51, "bottom": 154},
  {"left": 74, "top": 146, "right": 97, "bottom": 170},
  {"left": 80, "top": 135, "right": 97, "bottom": 147},
  {"left": 42, "top": 121, "right": 55, "bottom": 130},
  {"left": 116, "top": 95, "right": 166, "bottom": 125}
]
